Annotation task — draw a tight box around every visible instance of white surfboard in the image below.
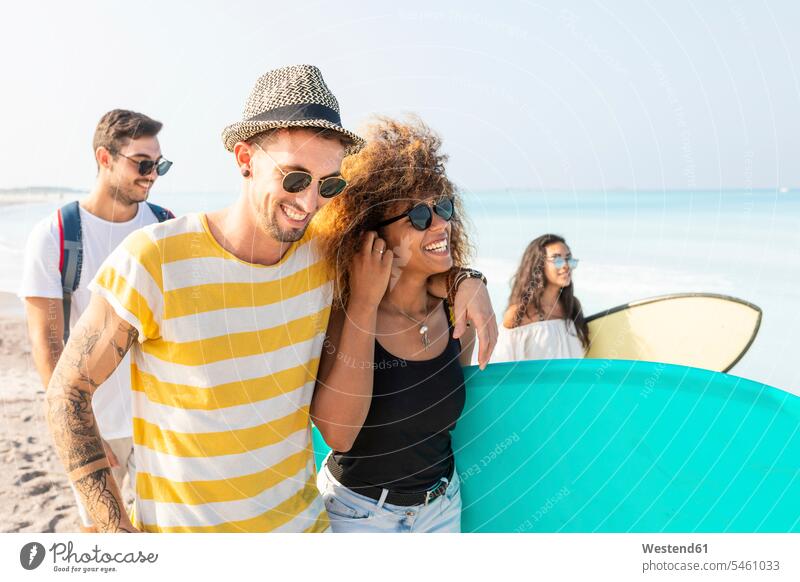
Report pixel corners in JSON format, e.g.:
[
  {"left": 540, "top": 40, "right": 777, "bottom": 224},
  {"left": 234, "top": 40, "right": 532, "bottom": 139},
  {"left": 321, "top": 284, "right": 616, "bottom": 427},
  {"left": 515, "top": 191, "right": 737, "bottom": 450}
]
[{"left": 585, "top": 293, "right": 761, "bottom": 372}]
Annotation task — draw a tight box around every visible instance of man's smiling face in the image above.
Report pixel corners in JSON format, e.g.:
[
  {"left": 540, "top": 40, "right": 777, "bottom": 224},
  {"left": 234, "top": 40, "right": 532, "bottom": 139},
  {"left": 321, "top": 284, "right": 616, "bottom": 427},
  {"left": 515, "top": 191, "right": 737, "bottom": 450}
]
[
  {"left": 247, "top": 129, "right": 346, "bottom": 243},
  {"left": 107, "top": 136, "right": 163, "bottom": 206}
]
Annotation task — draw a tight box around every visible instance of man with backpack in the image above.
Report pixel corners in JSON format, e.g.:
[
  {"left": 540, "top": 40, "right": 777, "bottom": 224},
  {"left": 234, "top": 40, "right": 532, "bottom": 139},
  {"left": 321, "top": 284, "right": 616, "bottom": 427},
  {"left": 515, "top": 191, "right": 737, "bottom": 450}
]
[{"left": 18, "top": 109, "right": 173, "bottom": 532}]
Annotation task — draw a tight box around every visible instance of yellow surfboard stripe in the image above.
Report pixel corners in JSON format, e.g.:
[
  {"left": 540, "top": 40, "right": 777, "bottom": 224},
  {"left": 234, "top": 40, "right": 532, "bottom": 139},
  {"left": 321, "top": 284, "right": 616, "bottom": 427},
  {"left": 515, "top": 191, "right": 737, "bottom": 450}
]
[
  {"left": 139, "top": 475, "right": 327, "bottom": 533},
  {"left": 141, "top": 307, "right": 329, "bottom": 366},
  {"left": 132, "top": 407, "right": 310, "bottom": 457},
  {"left": 130, "top": 358, "right": 320, "bottom": 410},
  {"left": 136, "top": 449, "right": 310, "bottom": 504}
]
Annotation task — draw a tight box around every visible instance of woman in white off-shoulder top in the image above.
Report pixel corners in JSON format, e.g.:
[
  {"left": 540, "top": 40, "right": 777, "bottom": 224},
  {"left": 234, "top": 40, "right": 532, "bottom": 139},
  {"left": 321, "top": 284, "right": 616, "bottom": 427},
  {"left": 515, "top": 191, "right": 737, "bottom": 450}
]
[{"left": 493, "top": 234, "right": 590, "bottom": 363}]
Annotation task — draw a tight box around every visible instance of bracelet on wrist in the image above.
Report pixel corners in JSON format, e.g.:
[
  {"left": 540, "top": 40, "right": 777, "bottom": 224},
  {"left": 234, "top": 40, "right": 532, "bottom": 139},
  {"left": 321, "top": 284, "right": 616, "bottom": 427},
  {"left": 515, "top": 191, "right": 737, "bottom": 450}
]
[{"left": 448, "top": 268, "right": 487, "bottom": 306}]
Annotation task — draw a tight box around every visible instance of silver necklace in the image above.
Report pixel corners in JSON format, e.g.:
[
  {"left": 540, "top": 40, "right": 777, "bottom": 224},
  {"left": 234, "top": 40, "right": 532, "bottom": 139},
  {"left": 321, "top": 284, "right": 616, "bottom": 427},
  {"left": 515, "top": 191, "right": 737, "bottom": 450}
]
[{"left": 389, "top": 299, "right": 441, "bottom": 350}]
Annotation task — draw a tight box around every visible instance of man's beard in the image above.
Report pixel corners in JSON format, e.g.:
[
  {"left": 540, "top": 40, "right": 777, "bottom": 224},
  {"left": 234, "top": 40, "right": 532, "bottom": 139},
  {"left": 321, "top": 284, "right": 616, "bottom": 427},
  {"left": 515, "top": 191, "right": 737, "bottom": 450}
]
[
  {"left": 111, "top": 181, "right": 148, "bottom": 207},
  {"left": 260, "top": 202, "right": 309, "bottom": 243}
]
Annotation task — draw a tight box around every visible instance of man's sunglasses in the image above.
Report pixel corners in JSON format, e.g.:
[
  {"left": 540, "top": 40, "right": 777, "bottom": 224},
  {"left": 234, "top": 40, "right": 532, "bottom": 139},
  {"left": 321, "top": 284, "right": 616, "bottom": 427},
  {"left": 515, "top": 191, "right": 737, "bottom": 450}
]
[
  {"left": 375, "top": 197, "right": 455, "bottom": 231},
  {"left": 117, "top": 153, "right": 173, "bottom": 177},
  {"left": 257, "top": 144, "right": 347, "bottom": 198}
]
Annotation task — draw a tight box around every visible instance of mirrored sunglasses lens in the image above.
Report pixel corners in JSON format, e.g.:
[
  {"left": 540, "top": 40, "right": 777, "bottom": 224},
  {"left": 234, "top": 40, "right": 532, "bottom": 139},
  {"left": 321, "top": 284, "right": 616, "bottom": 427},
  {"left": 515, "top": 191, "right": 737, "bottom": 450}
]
[
  {"left": 319, "top": 177, "right": 347, "bottom": 198},
  {"left": 156, "top": 160, "right": 173, "bottom": 176},
  {"left": 407, "top": 204, "right": 433, "bottom": 230},
  {"left": 569, "top": 259, "right": 579, "bottom": 270},
  {"left": 282, "top": 172, "right": 313, "bottom": 193}
]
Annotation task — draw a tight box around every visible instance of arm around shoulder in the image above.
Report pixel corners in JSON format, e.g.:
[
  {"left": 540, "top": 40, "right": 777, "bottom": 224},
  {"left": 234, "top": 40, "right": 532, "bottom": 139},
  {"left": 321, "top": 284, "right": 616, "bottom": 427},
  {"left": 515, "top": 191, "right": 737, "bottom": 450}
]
[{"left": 458, "top": 324, "right": 477, "bottom": 367}]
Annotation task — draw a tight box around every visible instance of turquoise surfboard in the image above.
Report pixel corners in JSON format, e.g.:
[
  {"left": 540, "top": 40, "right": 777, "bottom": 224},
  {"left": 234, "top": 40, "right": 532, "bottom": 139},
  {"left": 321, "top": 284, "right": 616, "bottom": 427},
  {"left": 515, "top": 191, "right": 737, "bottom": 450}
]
[{"left": 312, "top": 359, "right": 800, "bottom": 532}]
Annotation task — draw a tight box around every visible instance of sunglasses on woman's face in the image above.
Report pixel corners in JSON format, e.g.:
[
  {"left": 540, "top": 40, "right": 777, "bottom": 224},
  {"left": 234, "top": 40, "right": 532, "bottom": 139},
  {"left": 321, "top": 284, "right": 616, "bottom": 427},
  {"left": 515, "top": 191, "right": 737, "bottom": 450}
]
[
  {"left": 256, "top": 144, "right": 347, "bottom": 198},
  {"left": 117, "top": 152, "right": 173, "bottom": 176},
  {"left": 375, "top": 197, "right": 455, "bottom": 231},
  {"left": 546, "top": 256, "right": 579, "bottom": 270}
]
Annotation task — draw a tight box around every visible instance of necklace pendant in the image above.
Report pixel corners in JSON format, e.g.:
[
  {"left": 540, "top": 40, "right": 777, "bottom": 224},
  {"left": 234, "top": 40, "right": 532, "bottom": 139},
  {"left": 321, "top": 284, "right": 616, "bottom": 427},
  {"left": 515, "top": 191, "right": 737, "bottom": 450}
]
[{"left": 420, "top": 325, "right": 430, "bottom": 349}]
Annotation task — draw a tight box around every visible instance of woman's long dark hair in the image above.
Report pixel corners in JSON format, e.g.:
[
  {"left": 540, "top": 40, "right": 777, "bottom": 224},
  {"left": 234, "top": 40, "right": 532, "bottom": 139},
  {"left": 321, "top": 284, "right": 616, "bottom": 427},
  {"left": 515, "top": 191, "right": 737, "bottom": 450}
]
[{"left": 507, "top": 234, "right": 590, "bottom": 349}]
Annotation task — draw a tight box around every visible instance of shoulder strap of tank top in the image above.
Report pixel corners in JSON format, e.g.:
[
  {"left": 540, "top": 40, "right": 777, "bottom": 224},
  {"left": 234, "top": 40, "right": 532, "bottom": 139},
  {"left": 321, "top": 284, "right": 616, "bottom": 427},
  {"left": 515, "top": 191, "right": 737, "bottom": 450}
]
[{"left": 442, "top": 298, "right": 455, "bottom": 331}]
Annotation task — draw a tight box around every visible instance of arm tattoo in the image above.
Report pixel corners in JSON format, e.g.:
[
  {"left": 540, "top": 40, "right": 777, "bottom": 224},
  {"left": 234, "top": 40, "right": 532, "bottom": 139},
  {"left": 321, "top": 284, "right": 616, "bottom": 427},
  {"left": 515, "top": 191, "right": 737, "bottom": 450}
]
[
  {"left": 63, "top": 325, "right": 103, "bottom": 388},
  {"left": 46, "top": 385, "right": 104, "bottom": 472},
  {"left": 47, "top": 312, "right": 135, "bottom": 530},
  {"left": 74, "top": 468, "right": 125, "bottom": 533},
  {"left": 111, "top": 323, "right": 138, "bottom": 360}
]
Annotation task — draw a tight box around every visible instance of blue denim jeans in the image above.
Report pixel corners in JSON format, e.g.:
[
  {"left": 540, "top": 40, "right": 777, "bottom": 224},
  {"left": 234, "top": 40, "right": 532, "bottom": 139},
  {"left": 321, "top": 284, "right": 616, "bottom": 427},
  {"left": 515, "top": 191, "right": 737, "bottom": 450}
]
[{"left": 316, "top": 457, "right": 462, "bottom": 533}]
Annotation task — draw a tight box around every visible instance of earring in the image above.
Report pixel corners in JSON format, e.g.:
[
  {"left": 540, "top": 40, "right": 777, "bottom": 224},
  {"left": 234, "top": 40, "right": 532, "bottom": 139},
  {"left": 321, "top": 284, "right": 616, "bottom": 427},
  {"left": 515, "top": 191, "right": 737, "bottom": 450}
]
[{"left": 241, "top": 167, "right": 251, "bottom": 177}]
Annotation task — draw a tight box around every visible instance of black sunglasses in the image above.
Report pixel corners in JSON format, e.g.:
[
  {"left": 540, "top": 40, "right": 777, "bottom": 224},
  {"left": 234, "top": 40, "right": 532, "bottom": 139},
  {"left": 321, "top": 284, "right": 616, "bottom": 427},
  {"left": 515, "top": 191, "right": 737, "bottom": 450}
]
[
  {"left": 375, "top": 197, "right": 455, "bottom": 231},
  {"left": 257, "top": 145, "right": 347, "bottom": 198},
  {"left": 117, "top": 152, "right": 173, "bottom": 177}
]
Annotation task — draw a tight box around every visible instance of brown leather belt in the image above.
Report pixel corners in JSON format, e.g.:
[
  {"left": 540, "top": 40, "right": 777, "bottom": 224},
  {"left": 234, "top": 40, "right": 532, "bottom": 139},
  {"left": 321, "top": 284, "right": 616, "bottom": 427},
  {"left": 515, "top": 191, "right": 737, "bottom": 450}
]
[{"left": 325, "top": 455, "right": 453, "bottom": 507}]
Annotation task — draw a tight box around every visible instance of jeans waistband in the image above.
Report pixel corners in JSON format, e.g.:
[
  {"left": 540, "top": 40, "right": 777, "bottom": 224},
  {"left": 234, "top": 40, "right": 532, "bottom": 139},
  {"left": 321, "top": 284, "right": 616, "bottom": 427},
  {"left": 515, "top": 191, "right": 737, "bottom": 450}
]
[{"left": 325, "top": 455, "right": 454, "bottom": 507}]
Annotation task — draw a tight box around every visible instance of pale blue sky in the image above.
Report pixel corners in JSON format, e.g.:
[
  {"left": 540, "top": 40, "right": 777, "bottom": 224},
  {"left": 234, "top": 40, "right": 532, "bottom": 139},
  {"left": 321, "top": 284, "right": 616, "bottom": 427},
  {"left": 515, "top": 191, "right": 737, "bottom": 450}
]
[{"left": 1, "top": 0, "right": 798, "bottom": 193}]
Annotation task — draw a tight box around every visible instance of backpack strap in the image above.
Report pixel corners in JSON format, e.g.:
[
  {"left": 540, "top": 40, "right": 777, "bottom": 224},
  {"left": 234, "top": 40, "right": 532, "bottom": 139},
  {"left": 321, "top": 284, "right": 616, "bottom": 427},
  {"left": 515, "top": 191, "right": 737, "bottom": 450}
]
[
  {"left": 146, "top": 202, "right": 175, "bottom": 223},
  {"left": 57, "top": 201, "right": 84, "bottom": 343}
]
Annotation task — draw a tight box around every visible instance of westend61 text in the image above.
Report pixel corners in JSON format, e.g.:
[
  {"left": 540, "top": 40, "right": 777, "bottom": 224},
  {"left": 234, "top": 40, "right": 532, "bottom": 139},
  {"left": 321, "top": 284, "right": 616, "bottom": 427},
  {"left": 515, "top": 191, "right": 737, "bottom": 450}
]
[
  {"left": 642, "top": 543, "right": 708, "bottom": 554},
  {"left": 49, "top": 542, "right": 159, "bottom": 564}
]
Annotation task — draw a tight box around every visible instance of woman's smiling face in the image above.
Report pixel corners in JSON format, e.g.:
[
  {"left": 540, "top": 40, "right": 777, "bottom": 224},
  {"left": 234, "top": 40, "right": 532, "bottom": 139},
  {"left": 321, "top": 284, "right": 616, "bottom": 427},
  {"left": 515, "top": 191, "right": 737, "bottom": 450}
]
[
  {"left": 379, "top": 196, "right": 454, "bottom": 278},
  {"left": 543, "top": 242, "right": 573, "bottom": 288}
]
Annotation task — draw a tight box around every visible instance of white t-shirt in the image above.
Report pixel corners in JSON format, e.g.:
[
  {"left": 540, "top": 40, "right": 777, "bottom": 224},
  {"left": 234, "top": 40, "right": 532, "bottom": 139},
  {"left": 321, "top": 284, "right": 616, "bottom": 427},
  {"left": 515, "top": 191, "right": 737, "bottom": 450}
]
[
  {"left": 18, "top": 202, "right": 160, "bottom": 439},
  {"left": 492, "top": 318, "right": 586, "bottom": 363}
]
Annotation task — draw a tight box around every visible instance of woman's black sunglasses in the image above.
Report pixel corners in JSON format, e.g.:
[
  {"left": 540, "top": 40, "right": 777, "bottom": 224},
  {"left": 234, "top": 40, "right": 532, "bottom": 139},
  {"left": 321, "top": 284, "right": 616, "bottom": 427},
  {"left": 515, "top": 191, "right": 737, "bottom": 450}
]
[
  {"left": 117, "top": 153, "right": 173, "bottom": 177},
  {"left": 375, "top": 197, "right": 455, "bottom": 231}
]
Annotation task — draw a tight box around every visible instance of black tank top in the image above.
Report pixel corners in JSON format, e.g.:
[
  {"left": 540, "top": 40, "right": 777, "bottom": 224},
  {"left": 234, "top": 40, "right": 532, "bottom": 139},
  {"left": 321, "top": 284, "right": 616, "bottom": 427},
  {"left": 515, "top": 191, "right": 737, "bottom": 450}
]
[{"left": 332, "top": 300, "right": 467, "bottom": 493}]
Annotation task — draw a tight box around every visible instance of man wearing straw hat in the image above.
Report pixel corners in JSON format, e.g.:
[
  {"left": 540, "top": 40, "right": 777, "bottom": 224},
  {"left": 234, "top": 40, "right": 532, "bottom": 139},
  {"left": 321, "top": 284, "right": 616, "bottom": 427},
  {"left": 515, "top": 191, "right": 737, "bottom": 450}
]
[{"left": 45, "top": 64, "right": 497, "bottom": 533}]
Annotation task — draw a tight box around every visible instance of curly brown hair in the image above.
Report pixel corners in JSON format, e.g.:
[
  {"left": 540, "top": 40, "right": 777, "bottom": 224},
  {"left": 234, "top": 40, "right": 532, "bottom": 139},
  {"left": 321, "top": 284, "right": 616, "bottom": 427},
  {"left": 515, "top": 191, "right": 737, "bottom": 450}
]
[{"left": 315, "top": 116, "right": 473, "bottom": 309}]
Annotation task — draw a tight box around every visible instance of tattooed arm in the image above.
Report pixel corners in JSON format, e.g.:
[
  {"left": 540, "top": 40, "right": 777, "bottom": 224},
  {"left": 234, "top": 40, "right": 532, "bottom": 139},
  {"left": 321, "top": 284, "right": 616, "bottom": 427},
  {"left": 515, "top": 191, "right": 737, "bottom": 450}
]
[
  {"left": 45, "top": 293, "right": 140, "bottom": 533},
  {"left": 24, "top": 297, "right": 122, "bottom": 470}
]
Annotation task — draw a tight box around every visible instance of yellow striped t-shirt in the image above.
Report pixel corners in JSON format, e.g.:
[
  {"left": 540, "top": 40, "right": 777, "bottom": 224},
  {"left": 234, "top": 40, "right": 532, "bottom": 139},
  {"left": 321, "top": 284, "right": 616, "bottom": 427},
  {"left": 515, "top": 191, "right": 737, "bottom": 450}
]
[{"left": 89, "top": 213, "right": 331, "bottom": 533}]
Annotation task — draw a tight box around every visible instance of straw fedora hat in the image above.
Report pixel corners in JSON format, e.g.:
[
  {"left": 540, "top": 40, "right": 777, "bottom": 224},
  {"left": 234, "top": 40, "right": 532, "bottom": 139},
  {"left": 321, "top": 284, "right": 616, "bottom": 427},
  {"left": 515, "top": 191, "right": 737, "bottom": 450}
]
[{"left": 221, "top": 64, "right": 365, "bottom": 155}]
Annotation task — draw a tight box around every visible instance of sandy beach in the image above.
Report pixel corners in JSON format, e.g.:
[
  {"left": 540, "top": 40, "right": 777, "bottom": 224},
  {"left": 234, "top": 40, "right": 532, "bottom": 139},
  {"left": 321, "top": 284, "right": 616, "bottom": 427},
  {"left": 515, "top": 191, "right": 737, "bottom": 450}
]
[{"left": 0, "top": 292, "right": 82, "bottom": 532}]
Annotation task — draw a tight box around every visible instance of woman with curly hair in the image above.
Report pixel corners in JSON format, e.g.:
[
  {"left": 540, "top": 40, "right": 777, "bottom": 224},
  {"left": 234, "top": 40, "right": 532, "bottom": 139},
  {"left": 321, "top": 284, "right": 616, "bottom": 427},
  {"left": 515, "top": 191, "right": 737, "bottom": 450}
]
[
  {"left": 310, "top": 117, "right": 477, "bottom": 532},
  {"left": 493, "top": 234, "right": 589, "bottom": 362}
]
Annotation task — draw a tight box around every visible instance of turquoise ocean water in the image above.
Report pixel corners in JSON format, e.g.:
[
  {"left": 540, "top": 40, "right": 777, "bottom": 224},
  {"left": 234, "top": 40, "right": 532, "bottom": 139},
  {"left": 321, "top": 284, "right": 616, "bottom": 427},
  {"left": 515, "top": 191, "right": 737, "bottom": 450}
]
[{"left": 1, "top": 189, "right": 797, "bottom": 395}]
